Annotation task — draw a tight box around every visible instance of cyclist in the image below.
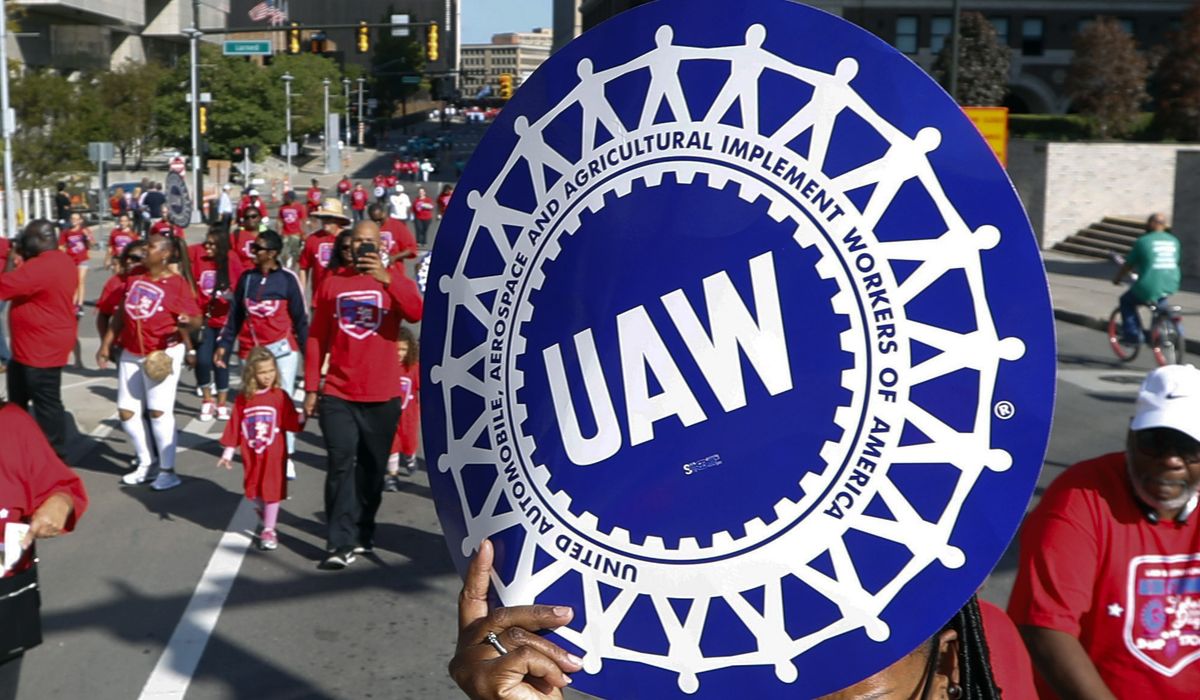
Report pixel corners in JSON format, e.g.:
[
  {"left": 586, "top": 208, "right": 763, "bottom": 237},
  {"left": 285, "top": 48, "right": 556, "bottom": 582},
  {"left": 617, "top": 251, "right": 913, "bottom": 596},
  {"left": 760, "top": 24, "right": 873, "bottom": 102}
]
[{"left": 1113, "top": 213, "right": 1181, "bottom": 345}]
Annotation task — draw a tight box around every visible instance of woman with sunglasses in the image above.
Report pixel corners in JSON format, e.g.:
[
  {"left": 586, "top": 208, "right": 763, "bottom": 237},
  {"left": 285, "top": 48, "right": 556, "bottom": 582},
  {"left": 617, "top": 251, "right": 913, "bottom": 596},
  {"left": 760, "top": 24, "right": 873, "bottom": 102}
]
[
  {"left": 215, "top": 230, "right": 308, "bottom": 477},
  {"left": 104, "top": 214, "right": 138, "bottom": 272},
  {"left": 191, "top": 227, "right": 243, "bottom": 421},
  {"left": 231, "top": 209, "right": 266, "bottom": 269}
]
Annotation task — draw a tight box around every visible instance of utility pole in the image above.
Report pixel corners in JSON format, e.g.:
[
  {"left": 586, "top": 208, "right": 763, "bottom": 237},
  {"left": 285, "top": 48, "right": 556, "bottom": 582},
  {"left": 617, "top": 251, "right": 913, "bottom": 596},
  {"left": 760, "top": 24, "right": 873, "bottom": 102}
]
[
  {"left": 322, "top": 78, "right": 331, "bottom": 174},
  {"left": 342, "top": 78, "right": 351, "bottom": 147},
  {"left": 948, "top": 0, "right": 962, "bottom": 102},
  {"left": 356, "top": 77, "right": 365, "bottom": 151},
  {"left": 0, "top": 0, "right": 18, "bottom": 238},
  {"left": 282, "top": 72, "right": 293, "bottom": 185},
  {"left": 185, "top": 0, "right": 204, "bottom": 223}
]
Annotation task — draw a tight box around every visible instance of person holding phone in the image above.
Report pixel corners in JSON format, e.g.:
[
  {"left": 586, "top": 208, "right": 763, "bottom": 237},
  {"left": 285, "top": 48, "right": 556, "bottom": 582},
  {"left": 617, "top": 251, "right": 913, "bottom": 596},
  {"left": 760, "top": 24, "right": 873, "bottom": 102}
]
[{"left": 303, "top": 220, "right": 423, "bottom": 570}]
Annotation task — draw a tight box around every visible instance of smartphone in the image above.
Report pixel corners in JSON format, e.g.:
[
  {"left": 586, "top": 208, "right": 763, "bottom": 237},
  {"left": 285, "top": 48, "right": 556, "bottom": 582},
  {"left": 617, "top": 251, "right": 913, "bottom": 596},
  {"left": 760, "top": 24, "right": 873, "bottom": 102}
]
[{"left": 355, "top": 241, "right": 378, "bottom": 267}]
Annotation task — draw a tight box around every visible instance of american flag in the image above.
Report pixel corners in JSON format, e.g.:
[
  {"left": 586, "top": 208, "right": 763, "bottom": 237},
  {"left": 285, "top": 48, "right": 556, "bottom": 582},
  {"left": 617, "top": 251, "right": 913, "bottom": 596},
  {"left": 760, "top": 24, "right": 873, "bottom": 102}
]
[{"left": 248, "top": 0, "right": 288, "bottom": 26}]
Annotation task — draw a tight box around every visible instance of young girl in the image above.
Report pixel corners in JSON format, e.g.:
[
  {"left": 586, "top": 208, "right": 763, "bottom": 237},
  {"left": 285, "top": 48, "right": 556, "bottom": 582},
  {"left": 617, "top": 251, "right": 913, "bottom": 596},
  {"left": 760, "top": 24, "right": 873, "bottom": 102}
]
[
  {"left": 59, "top": 212, "right": 92, "bottom": 315},
  {"left": 384, "top": 326, "right": 420, "bottom": 492},
  {"left": 217, "top": 347, "right": 304, "bottom": 550},
  {"left": 105, "top": 214, "right": 138, "bottom": 272}
]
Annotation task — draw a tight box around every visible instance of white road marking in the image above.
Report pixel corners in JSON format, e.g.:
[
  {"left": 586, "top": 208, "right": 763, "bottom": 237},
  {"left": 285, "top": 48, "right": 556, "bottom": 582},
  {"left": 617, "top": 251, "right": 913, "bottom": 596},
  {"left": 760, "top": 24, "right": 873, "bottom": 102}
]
[
  {"left": 60, "top": 376, "right": 110, "bottom": 391},
  {"left": 137, "top": 498, "right": 257, "bottom": 700}
]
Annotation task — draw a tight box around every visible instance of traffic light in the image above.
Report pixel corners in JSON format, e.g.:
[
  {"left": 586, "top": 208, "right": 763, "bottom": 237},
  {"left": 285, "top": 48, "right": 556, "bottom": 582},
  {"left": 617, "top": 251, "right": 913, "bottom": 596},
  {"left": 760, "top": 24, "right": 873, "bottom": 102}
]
[
  {"left": 310, "top": 31, "right": 326, "bottom": 54},
  {"left": 357, "top": 21, "right": 370, "bottom": 53},
  {"left": 199, "top": 105, "right": 208, "bottom": 135},
  {"left": 287, "top": 22, "right": 301, "bottom": 54},
  {"left": 499, "top": 74, "right": 513, "bottom": 99},
  {"left": 427, "top": 22, "right": 439, "bottom": 61}
]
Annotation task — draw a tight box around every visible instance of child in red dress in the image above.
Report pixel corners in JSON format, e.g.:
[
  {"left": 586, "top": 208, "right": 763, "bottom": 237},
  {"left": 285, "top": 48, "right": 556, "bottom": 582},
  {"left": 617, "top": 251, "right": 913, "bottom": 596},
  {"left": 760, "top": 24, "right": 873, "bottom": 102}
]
[
  {"left": 384, "top": 326, "right": 420, "bottom": 492},
  {"left": 217, "top": 347, "right": 305, "bottom": 550}
]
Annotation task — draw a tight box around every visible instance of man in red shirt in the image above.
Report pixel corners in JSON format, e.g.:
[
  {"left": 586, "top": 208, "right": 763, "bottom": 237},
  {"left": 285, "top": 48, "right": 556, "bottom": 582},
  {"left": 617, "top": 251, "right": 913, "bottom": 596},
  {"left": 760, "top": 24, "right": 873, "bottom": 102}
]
[
  {"left": 336, "top": 175, "right": 352, "bottom": 207},
  {"left": 303, "top": 220, "right": 422, "bottom": 569},
  {"left": 0, "top": 220, "right": 78, "bottom": 457},
  {"left": 299, "top": 198, "right": 349, "bottom": 300},
  {"left": 149, "top": 214, "right": 186, "bottom": 240},
  {"left": 1010, "top": 365, "right": 1200, "bottom": 699},
  {"left": 277, "top": 191, "right": 307, "bottom": 268},
  {"left": 412, "top": 186, "right": 435, "bottom": 246},
  {"left": 230, "top": 209, "right": 266, "bottom": 269},
  {"left": 236, "top": 188, "right": 267, "bottom": 223},
  {"left": 305, "top": 178, "right": 323, "bottom": 216},
  {"left": 368, "top": 203, "right": 417, "bottom": 267},
  {"left": 349, "top": 183, "right": 370, "bottom": 223}
]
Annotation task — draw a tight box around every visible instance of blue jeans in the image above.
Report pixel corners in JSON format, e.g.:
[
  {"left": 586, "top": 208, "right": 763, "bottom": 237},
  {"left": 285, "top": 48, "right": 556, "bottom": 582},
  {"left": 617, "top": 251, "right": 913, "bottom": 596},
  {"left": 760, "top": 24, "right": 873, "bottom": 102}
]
[
  {"left": 0, "top": 301, "right": 9, "bottom": 364},
  {"left": 1120, "top": 292, "right": 1168, "bottom": 343},
  {"left": 194, "top": 326, "right": 230, "bottom": 393}
]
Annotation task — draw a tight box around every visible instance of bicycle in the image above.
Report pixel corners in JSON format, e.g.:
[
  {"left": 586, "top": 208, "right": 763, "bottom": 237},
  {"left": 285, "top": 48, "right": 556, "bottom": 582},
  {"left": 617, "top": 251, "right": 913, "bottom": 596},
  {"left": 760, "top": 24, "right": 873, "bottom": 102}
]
[{"left": 1108, "top": 300, "right": 1186, "bottom": 366}]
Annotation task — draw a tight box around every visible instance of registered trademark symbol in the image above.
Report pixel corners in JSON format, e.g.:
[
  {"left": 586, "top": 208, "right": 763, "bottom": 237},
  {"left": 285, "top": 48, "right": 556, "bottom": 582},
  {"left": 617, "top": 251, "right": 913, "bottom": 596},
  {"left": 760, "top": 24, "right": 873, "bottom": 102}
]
[{"left": 993, "top": 401, "right": 1015, "bottom": 420}]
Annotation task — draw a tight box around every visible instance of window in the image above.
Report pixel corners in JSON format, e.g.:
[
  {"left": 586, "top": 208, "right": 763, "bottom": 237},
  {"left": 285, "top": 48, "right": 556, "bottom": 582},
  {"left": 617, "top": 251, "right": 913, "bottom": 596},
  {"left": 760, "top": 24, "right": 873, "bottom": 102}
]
[
  {"left": 989, "top": 17, "right": 1009, "bottom": 45},
  {"left": 931, "top": 16, "right": 953, "bottom": 53},
  {"left": 895, "top": 16, "right": 918, "bottom": 54},
  {"left": 1022, "top": 17, "right": 1044, "bottom": 55},
  {"left": 1118, "top": 18, "right": 1135, "bottom": 35}
]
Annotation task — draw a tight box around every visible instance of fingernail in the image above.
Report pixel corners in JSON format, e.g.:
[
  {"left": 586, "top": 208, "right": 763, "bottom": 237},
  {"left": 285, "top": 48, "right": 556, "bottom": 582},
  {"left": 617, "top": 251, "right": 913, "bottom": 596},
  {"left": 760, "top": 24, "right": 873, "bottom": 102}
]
[
  {"left": 553, "top": 606, "right": 573, "bottom": 618},
  {"left": 567, "top": 653, "right": 584, "bottom": 667},
  {"left": 563, "top": 675, "right": 573, "bottom": 685}
]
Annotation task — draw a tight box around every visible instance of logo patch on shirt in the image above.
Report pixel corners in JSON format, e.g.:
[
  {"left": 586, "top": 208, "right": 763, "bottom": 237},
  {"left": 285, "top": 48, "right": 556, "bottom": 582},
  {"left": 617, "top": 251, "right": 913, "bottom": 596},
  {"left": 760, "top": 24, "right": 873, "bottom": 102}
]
[
  {"left": 125, "top": 280, "right": 166, "bottom": 320},
  {"left": 400, "top": 376, "right": 413, "bottom": 409},
  {"left": 242, "top": 238, "right": 255, "bottom": 258},
  {"left": 241, "top": 406, "right": 279, "bottom": 454},
  {"left": 245, "top": 298, "right": 282, "bottom": 318},
  {"left": 199, "top": 270, "right": 216, "bottom": 295},
  {"left": 1125, "top": 553, "right": 1200, "bottom": 676},
  {"left": 337, "top": 290, "right": 384, "bottom": 340},
  {"left": 318, "top": 242, "right": 334, "bottom": 267}
]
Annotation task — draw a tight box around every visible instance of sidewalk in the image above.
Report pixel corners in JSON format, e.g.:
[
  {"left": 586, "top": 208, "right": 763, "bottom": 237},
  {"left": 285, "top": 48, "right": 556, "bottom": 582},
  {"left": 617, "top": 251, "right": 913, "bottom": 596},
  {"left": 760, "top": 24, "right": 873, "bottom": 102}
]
[{"left": 1043, "top": 249, "right": 1200, "bottom": 355}]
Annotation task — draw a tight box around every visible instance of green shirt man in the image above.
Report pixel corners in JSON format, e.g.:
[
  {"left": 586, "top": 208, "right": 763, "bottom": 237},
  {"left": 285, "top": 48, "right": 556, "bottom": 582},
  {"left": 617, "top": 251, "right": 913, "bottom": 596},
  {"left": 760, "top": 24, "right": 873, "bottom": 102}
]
[{"left": 1115, "top": 214, "right": 1181, "bottom": 304}]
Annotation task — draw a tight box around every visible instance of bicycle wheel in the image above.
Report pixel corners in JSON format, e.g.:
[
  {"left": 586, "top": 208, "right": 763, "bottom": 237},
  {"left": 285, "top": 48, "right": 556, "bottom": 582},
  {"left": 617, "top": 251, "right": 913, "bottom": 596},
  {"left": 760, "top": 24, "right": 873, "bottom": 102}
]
[
  {"left": 1108, "top": 308, "right": 1140, "bottom": 362},
  {"left": 1151, "top": 316, "right": 1185, "bottom": 366}
]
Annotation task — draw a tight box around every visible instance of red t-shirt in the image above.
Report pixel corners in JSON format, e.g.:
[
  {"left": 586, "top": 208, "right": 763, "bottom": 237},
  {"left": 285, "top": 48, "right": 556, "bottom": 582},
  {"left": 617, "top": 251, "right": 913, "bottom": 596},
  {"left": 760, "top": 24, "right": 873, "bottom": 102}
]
[
  {"left": 385, "top": 175, "right": 398, "bottom": 189},
  {"left": 117, "top": 273, "right": 201, "bottom": 354},
  {"left": 219, "top": 387, "right": 303, "bottom": 502},
  {"left": 230, "top": 227, "right": 260, "bottom": 269},
  {"left": 304, "top": 267, "right": 423, "bottom": 402},
  {"left": 299, "top": 231, "right": 338, "bottom": 296},
  {"left": 230, "top": 268, "right": 303, "bottom": 358},
  {"left": 59, "top": 227, "right": 91, "bottom": 265},
  {"left": 380, "top": 219, "right": 418, "bottom": 264},
  {"left": 237, "top": 197, "right": 267, "bottom": 221},
  {"left": 390, "top": 361, "right": 421, "bottom": 456},
  {"left": 1008, "top": 452, "right": 1200, "bottom": 698},
  {"left": 436, "top": 191, "right": 453, "bottom": 216},
  {"left": 0, "top": 237, "right": 9, "bottom": 261},
  {"left": 149, "top": 220, "right": 185, "bottom": 240},
  {"left": 108, "top": 228, "right": 137, "bottom": 258},
  {"left": 413, "top": 196, "right": 435, "bottom": 221},
  {"left": 305, "top": 187, "right": 323, "bottom": 212},
  {"left": 278, "top": 203, "right": 306, "bottom": 236},
  {"left": 350, "top": 189, "right": 369, "bottom": 211},
  {"left": 0, "top": 250, "right": 77, "bottom": 367},
  {"left": 372, "top": 175, "right": 386, "bottom": 188},
  {"left": 96, "top": 273, "right": 128, "bottom": 316},
  {"left": 0, "top": 403, "right": 88, "bottom": 579},
  {"left": 193, "top": 252, "right": 245, "bottom": 329},
  {"left": 337, "top": 178, "right": 351, "bottom": 195}
]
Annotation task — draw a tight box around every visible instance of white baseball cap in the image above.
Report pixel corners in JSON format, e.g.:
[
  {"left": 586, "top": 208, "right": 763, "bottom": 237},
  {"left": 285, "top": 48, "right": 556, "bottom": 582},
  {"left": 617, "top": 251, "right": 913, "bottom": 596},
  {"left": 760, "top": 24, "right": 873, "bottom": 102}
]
[{"left": 1131, "top": 365, "right": 1200, "bottom": 442}]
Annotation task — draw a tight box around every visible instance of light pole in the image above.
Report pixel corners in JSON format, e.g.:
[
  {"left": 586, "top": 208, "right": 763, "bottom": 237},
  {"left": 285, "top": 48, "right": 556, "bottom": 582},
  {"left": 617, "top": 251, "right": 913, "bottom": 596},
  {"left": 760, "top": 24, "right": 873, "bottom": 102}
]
[
  {"left": 342, "top": 78, "right": 351, "bottom": 147},
  {"left": 322, "top": 78, "right": 331, "bottom": 174},
  {"left": 0, "top": 0, "right": 18, "bottom": 238},
  {"left": 282, "top": 72, "right": 294, "bottom": 186},
  {"left": 948, "top": 0, "right": 962, "bottom": 102},
  {"left": 356, "top": 77, "right": 365, "bottom": 152},
  {"left": 184, "top": 25, "right": 203, "bottom": 223}
]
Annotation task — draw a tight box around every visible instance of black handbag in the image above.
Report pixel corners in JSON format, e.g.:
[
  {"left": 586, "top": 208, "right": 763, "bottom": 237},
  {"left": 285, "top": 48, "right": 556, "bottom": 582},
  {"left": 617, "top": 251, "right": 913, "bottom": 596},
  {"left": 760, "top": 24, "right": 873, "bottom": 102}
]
[{"left": 0, "top": 564, "right": 42, "bottom": 664}]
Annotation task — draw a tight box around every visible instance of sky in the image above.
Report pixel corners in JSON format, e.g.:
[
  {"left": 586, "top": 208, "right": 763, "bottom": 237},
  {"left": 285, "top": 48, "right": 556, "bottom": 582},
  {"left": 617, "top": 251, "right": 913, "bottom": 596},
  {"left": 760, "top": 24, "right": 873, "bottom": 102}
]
[{"left": 460, "top": 0, "right": 552, "bottom": 43}]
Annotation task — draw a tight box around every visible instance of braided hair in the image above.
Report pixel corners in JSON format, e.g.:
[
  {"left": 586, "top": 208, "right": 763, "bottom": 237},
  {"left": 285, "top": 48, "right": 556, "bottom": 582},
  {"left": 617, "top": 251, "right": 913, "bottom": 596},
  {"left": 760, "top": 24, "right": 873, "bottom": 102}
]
[{"left": 921, "top": 595, "right": 1002, "bottom": 700}]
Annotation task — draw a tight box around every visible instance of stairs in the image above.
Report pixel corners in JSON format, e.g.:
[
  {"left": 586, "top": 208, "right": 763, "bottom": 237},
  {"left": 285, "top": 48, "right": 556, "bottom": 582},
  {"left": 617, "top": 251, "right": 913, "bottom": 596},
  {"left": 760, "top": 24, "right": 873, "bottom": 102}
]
[{"left": 1052, "top": 215, "right": 1146, "bottom": 259}]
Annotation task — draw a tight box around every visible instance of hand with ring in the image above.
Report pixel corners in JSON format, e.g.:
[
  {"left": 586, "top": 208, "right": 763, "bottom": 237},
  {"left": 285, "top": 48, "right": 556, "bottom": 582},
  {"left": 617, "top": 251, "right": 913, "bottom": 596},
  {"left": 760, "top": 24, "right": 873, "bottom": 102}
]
[{"left": 449, "top": 539, "right": 584, "bottom": 699}]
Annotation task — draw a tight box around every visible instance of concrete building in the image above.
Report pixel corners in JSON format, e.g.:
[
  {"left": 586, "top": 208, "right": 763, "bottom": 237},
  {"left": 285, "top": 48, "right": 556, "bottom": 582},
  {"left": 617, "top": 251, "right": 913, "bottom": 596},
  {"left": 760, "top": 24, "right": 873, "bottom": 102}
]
[
  {"left": 460, "top": 28, "right": 551, "bottom": 98},
  {"left": 578, "top": 0, "right": 1190, "bottom": 113},
  {"left": 553, "top": 0, "right": 582, "bottom": 53}
]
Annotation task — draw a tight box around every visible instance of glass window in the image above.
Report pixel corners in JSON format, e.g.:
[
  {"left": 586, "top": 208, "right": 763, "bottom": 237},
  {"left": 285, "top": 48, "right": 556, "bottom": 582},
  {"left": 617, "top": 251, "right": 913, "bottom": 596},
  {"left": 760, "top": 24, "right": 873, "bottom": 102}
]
[
  {"left": 1119, "top": 18, "right": 1135, "bottom": 35},
  {"left": 895, "top": 16, "right": 918, "bottom": 54},
  {"left": 931, "top": 16, "right": 953, "bottom": 53},
  {"left": 989, "top": 17, "right": 1009, "bottom": 45},
  {"left": 1022, "top": 17, "right": 1044, "bottom": 55}
]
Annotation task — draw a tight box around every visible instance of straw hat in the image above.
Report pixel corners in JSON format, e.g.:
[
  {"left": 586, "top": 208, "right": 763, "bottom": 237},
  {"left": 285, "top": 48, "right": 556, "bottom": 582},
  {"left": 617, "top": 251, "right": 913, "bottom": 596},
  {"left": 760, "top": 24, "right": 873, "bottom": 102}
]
[{"left": 311, "top": 197, "right": 351, "bottom": 224}]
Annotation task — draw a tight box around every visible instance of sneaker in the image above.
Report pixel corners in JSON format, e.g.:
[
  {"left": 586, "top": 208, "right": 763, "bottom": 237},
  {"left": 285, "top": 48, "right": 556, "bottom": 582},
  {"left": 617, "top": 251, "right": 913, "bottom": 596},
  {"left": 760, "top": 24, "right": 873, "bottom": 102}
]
[
  {"left": 402, "top": 456, "right": 417, "bottom": 477},
  {"left": 121, "top": 464, "right": 153, "bottom": 485},
  {"left": 216, "top": 404, "right": 231, "bottom": 421},
  {"left": 383, "top": 474, "right": 401, "bottom": 492},
  {"left": 199, "top": 401, "right": 216, "bottom": 422},
  {"left": 353, "top": 540, "right": 374, "bottom": 555},
  {"left": 318, "top": 548, "right": 356, "bottom": 570},
  {"left": 259, "top": 529, "right": 278, "bottom": 551},
  {"left": 151, "top": 470, "right": 182, "bottom": 491},
  {"left": 194, "top": 385, "right": 204, "bottom": 398},
  {"left": 286, "top": 459, "right": 297, "bottom": 481}
]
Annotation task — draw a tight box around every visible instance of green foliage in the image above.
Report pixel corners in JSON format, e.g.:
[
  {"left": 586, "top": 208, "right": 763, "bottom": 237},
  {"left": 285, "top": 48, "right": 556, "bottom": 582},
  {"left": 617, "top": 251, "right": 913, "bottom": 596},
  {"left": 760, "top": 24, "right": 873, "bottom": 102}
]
[
  {"left": 932, "top": 12, "right": 1011, "bottom": 106},
  {"left": 1152, "top": 3, "right": 1200, "bottom": 141},
  {"left": 371, "top": 8, "right": 427, "bottom": 116},
  {"left": 1066, "top": 17, "right": 1150, "bottom": 138},
  {"left": 9, "top": 69, "right": 107, "bottom": 186},
  {"left": 97, "top": 59, "right": 165, "bottom": 167},
  {"left": 267, "top": 53, "right": 346, "bottom": 139}
]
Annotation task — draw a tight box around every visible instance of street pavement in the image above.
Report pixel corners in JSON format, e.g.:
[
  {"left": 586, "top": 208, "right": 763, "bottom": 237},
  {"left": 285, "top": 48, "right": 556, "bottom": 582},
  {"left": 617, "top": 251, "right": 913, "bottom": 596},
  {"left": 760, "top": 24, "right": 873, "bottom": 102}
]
[{"left": 9, "top": 206, "right": 1197, "bottom": 698}]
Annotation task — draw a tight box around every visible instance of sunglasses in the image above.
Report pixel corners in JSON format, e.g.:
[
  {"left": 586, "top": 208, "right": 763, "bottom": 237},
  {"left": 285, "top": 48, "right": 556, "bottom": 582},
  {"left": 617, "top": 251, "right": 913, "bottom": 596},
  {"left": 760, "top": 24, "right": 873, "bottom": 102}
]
[
  {"left": 1136, "top": 428, "right": 1200, "bottom": 464},
  {"left": 250, "top": 244, "right": 278, "bottom": 253},
  {"left": 245, "top": 213, "right": 260, "bottom": 219},
  {"left": 127, "top": 255, "right": 145, "bottom": 263}
]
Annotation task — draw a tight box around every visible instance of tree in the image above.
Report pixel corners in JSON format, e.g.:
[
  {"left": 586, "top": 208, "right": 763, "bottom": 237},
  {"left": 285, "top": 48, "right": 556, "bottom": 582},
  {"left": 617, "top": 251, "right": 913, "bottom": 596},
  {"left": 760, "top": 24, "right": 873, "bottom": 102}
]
[
  {"left": 98, "top": 59, "right": 166, "bottom": 168},
  {"left": 155, "top": 44, "right": 284, "bottom": 161},
  {"left": 266, "top": 53, "right": 347, "bottom": 139},
  {"left": 371, "top": 6, "right": 427, "bottom": 118},
  {"left": 932, "top": 12, "right": 1011, "bottom": 106},
  {"left": 1065, "top": 17, "right": 1149, "bottom": 138},
  {"left": 9, "top": 69, "right": 107, "bottom": 186},
  {"left": 1153, "top": 3, "right": 1200, "bottom": 141}
]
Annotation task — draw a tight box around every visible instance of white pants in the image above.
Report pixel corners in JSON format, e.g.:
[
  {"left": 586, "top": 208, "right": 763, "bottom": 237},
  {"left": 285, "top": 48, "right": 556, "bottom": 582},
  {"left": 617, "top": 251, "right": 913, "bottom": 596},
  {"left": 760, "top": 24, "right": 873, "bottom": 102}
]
[
  {"left": 275, "top": 349, "right": 298, "bottom": 454},
  {"left": 118, "top": 343, "right": 186, "bottom": 413}
]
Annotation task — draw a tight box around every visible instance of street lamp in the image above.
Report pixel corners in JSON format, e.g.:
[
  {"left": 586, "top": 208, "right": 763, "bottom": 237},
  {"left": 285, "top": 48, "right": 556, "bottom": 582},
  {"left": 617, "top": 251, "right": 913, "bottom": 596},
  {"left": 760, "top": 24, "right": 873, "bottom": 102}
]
[
  {"left": 322, "top": 78, "right": 331, "bottom": 174},
  {"left": 342, "top": 78, "right": 351, "bottom": 147},
  {"left": 356, "top": 77, "right": 366, "bottom": 151},
  {"left": 0, "top": 1, "right": 17, "bottom": 238},
  {"left": 183, "top": 25, "right": 203, "bottom": 222},
  {"left": 282, "top": 72, "right": 294, "bottom": 185}
]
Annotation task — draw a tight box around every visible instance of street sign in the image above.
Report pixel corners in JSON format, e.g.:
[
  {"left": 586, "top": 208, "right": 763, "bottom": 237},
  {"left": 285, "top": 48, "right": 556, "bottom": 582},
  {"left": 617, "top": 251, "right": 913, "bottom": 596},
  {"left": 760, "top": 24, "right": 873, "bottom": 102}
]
[
  {"left": 165, "top": 171, "right": 192, "bottom": 228},
  {"left": 280, "top": 142, "right": 298, "bottom": 157},
  {"left": 964, "top": 106, "right": 1010, "bottom": 166},
  {"left": 223, "top": 40, "right": 272, "bottom": 56},
  {"left": 391, "top": 13, "right": 410, "bottom": 37},
  {"left": 401, "top": 75, "right": 421, "bottom": 85},
  {"left": 87, "top": 142, "right": 114, "bottom": 163},
  {"left": 168, "top": 156, "right": 186, "bottom": 174}
]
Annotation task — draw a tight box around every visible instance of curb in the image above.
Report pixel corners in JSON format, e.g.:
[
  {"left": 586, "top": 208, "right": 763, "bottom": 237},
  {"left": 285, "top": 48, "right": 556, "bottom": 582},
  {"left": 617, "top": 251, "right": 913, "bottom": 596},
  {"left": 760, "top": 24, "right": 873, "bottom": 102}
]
[{"left": 1053, "top": 308, "right": 1200, "bottom": 357}]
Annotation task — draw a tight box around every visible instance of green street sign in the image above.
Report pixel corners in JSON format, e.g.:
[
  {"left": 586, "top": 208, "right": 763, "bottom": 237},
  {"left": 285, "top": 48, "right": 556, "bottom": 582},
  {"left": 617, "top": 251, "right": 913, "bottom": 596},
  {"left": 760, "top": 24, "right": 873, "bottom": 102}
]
[
  {"left": 401, "top": 75, "right": 422, "bottom": 85},
  {"left": 223, "top": 40, "right": 272, "bottom": 56}
]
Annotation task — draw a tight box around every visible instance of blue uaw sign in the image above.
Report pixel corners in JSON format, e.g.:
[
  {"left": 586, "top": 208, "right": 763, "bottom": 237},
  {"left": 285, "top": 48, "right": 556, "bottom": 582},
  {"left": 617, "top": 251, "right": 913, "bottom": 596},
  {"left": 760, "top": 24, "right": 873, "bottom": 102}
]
[{"left": 423, "top": 0, "right": 1055, "bottom": 696}]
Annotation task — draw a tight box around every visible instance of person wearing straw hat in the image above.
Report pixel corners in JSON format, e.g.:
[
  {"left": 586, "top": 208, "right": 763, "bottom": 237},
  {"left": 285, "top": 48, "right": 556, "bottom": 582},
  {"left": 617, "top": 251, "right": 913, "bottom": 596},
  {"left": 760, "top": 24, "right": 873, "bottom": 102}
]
[
  {"left": 299, "top": 198, "right": 350, "bottom": 300},
  {"left": 1009, "top": 365, "right": 1200, "bottom": 699}
]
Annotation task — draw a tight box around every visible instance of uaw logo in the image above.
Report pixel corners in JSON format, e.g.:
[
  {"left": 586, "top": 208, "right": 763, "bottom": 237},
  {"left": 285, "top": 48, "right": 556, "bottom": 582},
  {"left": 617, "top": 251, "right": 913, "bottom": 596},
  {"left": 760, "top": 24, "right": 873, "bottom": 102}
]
[
  {"left": 422, "top": 0, "right": 1055, "bottom": 697},
  {"left": 400, "top": 376, "right": 414, "bottom": 409},
  {"left": 1126, "top": 554, "right": 1200, "bottom": 676},
  {"left": 241, "top": 238, "right": 255, "bottom": 259},
  {"left": 336, "top": 290, "right": 383, "bottom": 340},
  {"left": 241, "top": 406, "right": 279, "bottom": 454},
  {"left": 318, "top": 241, "right": 334, "bottom": 267},
  {"left": 199, "top": 270, "right": 217, "bottom": 296},
  {"left": 124, "top": 280, "right": 165, "bottom": 321},
  {"left": 68, "top": 235, "right": 86, "bottom": 254},
  {"left": 245, "top": 298, "right": 281, "bottom": 319}
]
